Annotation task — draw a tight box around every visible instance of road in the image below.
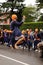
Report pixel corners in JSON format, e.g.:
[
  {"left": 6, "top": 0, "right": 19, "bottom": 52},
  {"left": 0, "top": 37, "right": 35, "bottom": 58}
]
[{"left": 0, "top": 45, "right": 43, "bottom": 65}]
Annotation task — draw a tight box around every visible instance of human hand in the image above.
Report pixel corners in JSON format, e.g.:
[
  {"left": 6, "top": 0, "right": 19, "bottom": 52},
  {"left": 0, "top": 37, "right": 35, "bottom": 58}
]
[
  {"left": 23, "top": 15, "right": 26, "bottom": 19},
  {"left": 22, "top": 15, "right": 26, "bottom": 22}
]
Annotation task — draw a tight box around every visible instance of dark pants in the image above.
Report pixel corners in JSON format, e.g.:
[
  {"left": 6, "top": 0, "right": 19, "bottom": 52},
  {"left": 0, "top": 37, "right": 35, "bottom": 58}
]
[
  {"left": 7, "top": 35, "right": 15, "bottom": 47},
  {"left": 34, "top": 40, "right": 41, "bottom": 50},
  {"left": 0, "top": 37, "right": 4, "bottom": 44},
  {"left": 22, "top": 40, "right": 32, "bottom": 50}
]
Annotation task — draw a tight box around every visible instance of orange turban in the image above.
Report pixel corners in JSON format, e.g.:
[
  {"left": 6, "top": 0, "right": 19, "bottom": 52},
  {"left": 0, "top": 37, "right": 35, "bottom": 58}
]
[{"left": 11, "top": 14, "right": 17, "bottom": 20}]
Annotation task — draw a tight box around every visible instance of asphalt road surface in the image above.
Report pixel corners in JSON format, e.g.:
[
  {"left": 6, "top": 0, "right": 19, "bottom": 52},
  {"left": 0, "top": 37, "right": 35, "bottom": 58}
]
[{"left": 0, "top": 45, "right": 43, "bottom": 65}]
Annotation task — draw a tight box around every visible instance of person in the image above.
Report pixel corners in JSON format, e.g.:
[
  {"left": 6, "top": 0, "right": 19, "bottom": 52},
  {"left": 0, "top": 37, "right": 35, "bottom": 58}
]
[
  {"left": 0, "top": 29, "right": 4, "bottom": 45},
  {"left": 37, "top": 41, "right": 43, "bottom": 58},
  {"left": 8, "top": 14, "right": 26, "bottom": 49},
  {"left": 34, "top": 28, "right": 41, "bottom": 50},
  {"left": 4, "top": 29, "right": 10, "bottom": 44},
  {"left": 39, "top": 29, "right": 43, "bottom": 41}
]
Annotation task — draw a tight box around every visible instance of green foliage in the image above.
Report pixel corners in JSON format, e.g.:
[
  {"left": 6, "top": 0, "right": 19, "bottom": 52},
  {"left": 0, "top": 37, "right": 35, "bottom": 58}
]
[
  {"left": 20, "top": 22, "right": 43, "bottom": 30},
  {"left": 7, "top": 0, "right": 24, "bottom": 2},
  {"left": 3, "top": 25, "right": 10, "bottom": 30},
  {"left": 1, "top": 2, "right": 12, "bottom": 8},
  {"left": 22, "top": 7, "right": 36, "bottom": 22},
  {"left": 36, "top": 0, "right": 43, "bottom": 3},
  {"left": 38, "top": 15, "right": 43, "bottom": 21},
  {"left": 0, "top": 0, "right": 25, "bottom": 21},
  {"left": 36, "top": 0, "right": 43, "bottom": 10},
  {"left": 3, "top": 22, "right": 43, "bottom": 30}
]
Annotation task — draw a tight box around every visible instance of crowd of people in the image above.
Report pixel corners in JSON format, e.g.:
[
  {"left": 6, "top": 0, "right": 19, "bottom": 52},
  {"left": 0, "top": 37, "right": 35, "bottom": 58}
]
[{"left": 0, "top": 14, "right": 43, "bottom": 58}]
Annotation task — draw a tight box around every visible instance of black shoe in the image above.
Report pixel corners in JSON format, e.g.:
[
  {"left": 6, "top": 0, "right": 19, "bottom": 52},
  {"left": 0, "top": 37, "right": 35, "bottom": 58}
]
[{"left": 40, "top": 56, "right": 43, "bottom": 58}]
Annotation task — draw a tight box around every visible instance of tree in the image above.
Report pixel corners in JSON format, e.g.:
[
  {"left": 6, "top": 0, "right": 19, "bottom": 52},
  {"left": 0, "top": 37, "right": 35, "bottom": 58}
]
[
  {"left": 36, "top": 0, "right": 43, "bottom": 10},
  {"left": 36, "top": 0, "right": 43, "bottom": 21},
  {"left": 22, "top": 6, "right": 37, "bottom": 22},
  {"left": 0, "top": 0, "right": 25, "bottom": 22},
  {"left": 38, "top": 15, "right": 43, "bottom": 21}
]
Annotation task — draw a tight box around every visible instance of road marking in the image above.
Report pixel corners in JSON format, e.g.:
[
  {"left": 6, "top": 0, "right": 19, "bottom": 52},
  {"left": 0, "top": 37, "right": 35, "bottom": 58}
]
[{"left": 0, "top": 54, "right": 29, "bottom": 65}]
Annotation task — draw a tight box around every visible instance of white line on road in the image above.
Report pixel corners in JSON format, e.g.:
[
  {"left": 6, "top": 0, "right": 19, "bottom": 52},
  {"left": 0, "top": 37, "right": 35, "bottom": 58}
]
[{"left": 0, "top": 54, "right": 29, "bottom": 65}]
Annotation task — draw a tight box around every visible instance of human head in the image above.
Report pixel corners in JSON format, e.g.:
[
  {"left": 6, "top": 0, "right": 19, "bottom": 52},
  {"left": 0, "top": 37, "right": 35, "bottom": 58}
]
[
  {"left": 11, "top": 14, "right": 17, "bottom": 20},
  {"left": 29, "top": 29, "right": 32, "bottom": 32},
  {"left": 35, "top": 28, "right": 38, "bottom": 33},
  {"left": 40, "top": 29, "right": 43, "bottom": 32},
  {"left": 22, "top": 30, "right": 26, "bottom": 34}
]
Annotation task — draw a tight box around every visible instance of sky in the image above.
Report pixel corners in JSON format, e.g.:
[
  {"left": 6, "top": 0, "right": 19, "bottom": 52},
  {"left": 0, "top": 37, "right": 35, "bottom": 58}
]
[{"left": 0, "top": 0, "right": 36, "bottom": 6}]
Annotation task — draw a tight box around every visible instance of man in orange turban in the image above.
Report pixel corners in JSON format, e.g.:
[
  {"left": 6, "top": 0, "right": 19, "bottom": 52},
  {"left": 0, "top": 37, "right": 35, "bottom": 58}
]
[{"left": 8, "top": 14, "right": 26, "bottom": 49}]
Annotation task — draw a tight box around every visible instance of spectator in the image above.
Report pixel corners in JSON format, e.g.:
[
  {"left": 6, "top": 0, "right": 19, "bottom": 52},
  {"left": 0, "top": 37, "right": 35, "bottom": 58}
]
[
  {"left": 0, "top": 29, "right": 4, "bottom": 45},
  {"left": 34, "top": 28, "right": 41, "bottom": 50}
]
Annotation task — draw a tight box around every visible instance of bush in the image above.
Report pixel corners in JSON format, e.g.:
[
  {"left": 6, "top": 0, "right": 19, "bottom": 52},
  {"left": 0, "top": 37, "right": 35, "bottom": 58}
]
[
  {"left": 2, "top": 25, "right": 10, "bottom": 30},
  {"left": 2, "top": 22, "right": 43, "bottom": 30},
  {"left": 20, "top": 22, "right": 43, "bottom": 30}
]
